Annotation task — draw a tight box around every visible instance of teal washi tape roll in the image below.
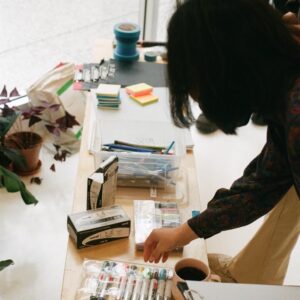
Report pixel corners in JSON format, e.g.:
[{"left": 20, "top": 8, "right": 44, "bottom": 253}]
[
  {"left": 192, "top": 210, "right": 200, "bottom": 217},
  {"left": 114, "top": 23, "right": 140, "bottom": 62},
  {"left": 144, "top": 51, "right": 157, "bottom": 62}
]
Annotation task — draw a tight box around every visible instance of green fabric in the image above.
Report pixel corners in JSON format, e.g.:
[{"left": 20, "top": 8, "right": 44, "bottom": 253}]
[{"left": 56, "top": 79, "right": 73, "bottom": 96}]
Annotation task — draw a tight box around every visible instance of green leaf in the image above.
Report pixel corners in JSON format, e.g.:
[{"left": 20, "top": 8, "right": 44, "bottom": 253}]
[
  {"left": 0, "top": 111, "right": 19, "bottom": 137},
  {"left": 0, "top": 166, "right": 38, "bottom": 205},
  {"left": 0, "top": 259, "right": 14, "bottom": 271},
  {"left": 19, "top": 181, "right": 38, "bottom": 205},
  {"left": 2, "top": 175, "right": 19, "bottom": 192},
  {"left": 0, "top": 146, "right": 27, "bottom": 169}
]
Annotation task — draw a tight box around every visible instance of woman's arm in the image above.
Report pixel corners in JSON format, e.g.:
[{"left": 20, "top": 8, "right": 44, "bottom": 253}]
[{"left": 144, "top": 123, "right": 294, "bottom": 262}]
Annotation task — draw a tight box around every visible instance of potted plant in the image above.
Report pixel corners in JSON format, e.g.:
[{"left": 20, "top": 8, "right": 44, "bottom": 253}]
[
  {"left": 0, "top": 86, "right": 43, "bottom": 175},
  {"left": 0, "top": 88, "right": 38, "bottom": 272},
  {"left": 1, "top": 85, "right": 80, "bottom": 175}
]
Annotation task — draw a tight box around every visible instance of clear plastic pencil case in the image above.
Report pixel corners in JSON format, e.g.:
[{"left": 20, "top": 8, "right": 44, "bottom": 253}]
[
  {"left": 76, "top": 259, "right": 174, "bottom": 300},
  {"left": 134, "top": 200, "right": 182, "bottom": 251}
]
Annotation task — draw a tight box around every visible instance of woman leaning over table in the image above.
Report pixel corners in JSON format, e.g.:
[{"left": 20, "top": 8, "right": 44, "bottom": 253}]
[{"left": 143, "top": 0, "right": 300, "bottom": 285}]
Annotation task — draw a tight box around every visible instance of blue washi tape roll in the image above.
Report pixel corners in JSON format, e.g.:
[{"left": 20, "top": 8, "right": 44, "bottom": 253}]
[{"left": 114, "top": 23, "right": 140, "bottom": 62}]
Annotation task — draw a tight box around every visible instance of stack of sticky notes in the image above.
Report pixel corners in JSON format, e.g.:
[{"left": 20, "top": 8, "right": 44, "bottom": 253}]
[
  {"left": 96, "top": 84, "right": 121, "bottom": 109},
  {"left": 126, "top": 83, "right": 158, "bottom": 106}
]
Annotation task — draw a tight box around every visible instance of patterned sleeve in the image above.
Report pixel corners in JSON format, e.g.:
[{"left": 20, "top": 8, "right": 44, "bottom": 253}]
[
  {"left": 188, "top": 124, "right": 294, "bottom": 239},
  {"left": 286, "top": 86, "right": 300, "bottom": 196}
]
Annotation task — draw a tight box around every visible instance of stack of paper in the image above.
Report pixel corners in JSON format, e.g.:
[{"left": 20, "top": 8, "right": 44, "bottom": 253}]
[
  {"left": 96, "top": 84, "right": 121, "bottom": 109},
  {"left": 126, "top": 83, "right": 158, "bottom": 106}
]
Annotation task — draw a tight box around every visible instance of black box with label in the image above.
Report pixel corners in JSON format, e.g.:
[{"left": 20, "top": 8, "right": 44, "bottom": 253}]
[{"left": 67, "top": 205, "right": 130, "bottom": 249}]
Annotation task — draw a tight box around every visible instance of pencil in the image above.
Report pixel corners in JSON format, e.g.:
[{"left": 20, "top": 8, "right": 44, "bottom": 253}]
[
  {"left": 164, "top": 141, "right": 175, "bottom": 154},
  {"left": 114, "top": 140, "right": 166, "bottom": 151},
  {"left": 103, "top": 144, "right": 157, "bottom": 153}
]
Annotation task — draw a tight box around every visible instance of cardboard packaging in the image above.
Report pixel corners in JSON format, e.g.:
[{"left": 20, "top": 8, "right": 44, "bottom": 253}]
[
  {"left": 87, "top": 155, "right": 118, "bottom": 210},
  {"left": 67, "top": 205, "right": 130, "bottom": 249}
]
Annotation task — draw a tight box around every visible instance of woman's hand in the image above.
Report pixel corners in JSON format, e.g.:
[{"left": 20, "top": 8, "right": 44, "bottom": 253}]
[
  {"left": 143, "top": 223, "right": 198, "bottom": 263},
  {"left": 283, "top": 12, "right": 300, "bottom": 43}
]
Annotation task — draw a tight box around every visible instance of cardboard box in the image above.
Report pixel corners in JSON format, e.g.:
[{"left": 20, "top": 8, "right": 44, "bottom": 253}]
[
  {"left": 87, "top": 155, "right": 118, "bottom": 209},
  {"left": 67, "top": 205, "right": 130, "bottom": 249}
]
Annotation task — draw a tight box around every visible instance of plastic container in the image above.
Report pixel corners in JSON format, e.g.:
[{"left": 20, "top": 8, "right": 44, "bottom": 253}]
[
  {"left": 93, "top": 119, "right": 185, "bottom": 190},
  {"left": 76, "top": 259, "right": 173, "bottom": 300}
]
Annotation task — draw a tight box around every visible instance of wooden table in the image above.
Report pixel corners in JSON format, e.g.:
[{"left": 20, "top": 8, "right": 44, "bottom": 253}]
[{"left": 61, "top": 40, "right": 207, "bottom": 299}]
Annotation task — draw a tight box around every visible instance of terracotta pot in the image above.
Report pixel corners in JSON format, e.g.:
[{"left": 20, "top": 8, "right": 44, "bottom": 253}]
[{"left": 5, "top": 131, "right": 43, "bottom": 176}]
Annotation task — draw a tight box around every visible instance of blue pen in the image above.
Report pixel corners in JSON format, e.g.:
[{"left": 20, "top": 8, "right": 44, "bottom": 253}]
[
  {"left": 103, "top": 144, "right": 156, "bottom": 153},
  {"left": 164, "top": 141, "right": 175, "bottom": 154}
]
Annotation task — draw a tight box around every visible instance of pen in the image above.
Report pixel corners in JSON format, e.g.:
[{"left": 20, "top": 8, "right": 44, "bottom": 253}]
[
  {"left": 116, "top": 273, "right": 127, "bottom": 300},
  {"left": 123, "top": 273, "right": 136, "bottom": 300},
  {"left": 132, "top": 267, "right": 144, "bottom": 300},
  {"left": 156, "top": 269, "right": 167, "bottom": 300},
  {"left": 103, "top": 144, "right": 157, "bottom": 153},
  {"left": 99, "top": 274, "right": 113, "bottom": 300},
  {"left": 148, "top": 269, "right": 159, "bottom": 300},
  {"left": 164, "top": 141, "right": 175, "bottom": 154},
  {"left": 107, "top": 275, "right": 121, "bottom": 300},
  {"left": 123, "top": 265, "right": 138, "bottom": 300},
  {"left": 93, "top": 261, "right": 110, "bottom": 298},
  {"left": 163, "top": 271, "right": 173, "bottom": 300},
  {"left": 140, "top": 268, "right": 152, "bottom": 300},
  {"left": 177, "top": 282, "right": 195, "bottom": 300},
  {"left": 114, "top": 140, "right": 166, "bottom": 151},
  {"left": 99, "top": 262, "right": 116, "bottom": 300}
]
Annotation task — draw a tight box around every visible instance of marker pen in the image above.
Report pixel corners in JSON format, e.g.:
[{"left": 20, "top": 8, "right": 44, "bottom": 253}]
[
  {"left": 163, "top": 271, "right": 173, "bottom": 300},
  {"left": 99, "top": 274, "right": 113, "bottom": 300},
  {"left": 94, "top": 261, "right": 110, "bottom": 297},
  {"left": 116, "top": 270, "right": 128, "bottom": 300},
  {"left": 98, "top": 262, "right": 116, "bottom": 300},
  {"left": 156, "top": 269, "right": 167, "bottom": 300},
  {"left": 123, "top": 273, "right": 136, "bottom": 300},
  {"left": 123, "top": 265, "right": 137, "bottom": 300},
  {"left": 132, "top": 267, "right": 144, "bottom": 300},
  {"left": 140, "top": 268, "right": 152, "bottom": 300},
  {"left": 107, "top": 275, "right": 121, "bottom": 300},
  {"left": 148, "top": 269, "right": 158, "bottom": 300}
]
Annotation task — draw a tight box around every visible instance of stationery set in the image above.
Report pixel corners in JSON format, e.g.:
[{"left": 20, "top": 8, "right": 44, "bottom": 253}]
[{"left": 76, "top": 259, "right": 173, "bottom": 300}]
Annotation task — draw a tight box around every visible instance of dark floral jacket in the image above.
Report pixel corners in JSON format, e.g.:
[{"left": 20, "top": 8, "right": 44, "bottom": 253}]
[{"left": 188, "top": 78, "right": 300, "bottom": 239}]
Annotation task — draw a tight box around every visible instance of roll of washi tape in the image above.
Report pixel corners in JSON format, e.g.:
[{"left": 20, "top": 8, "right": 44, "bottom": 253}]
[
  {"left": 114, "top": 23, "right": 140, "bottom": 62},
  {"left": 144, "top": 51, "right": 157, "bottom": 62}
]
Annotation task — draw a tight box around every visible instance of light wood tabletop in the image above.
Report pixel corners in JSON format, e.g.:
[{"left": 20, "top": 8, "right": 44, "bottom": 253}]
[{"left": 61, "top": 40, "right": 207, "bottom": 300}]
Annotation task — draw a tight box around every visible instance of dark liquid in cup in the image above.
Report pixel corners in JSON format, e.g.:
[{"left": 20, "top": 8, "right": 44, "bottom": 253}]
[{"left": 177, "top": 267, "right": 207, "bottom": 281}]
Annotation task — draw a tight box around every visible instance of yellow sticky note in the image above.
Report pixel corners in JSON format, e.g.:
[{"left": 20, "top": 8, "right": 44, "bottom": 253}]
[
  {"left": 130, "top": 94, "right": 158, "bottom": 106},
  {"left": 126, "top": 83, "right": 153, "bottom": 97}
]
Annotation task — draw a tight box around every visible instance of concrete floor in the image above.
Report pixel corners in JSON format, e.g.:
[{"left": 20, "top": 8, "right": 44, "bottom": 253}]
[{"left": 0, "top": 1, "right": 299, "bottom": 299}]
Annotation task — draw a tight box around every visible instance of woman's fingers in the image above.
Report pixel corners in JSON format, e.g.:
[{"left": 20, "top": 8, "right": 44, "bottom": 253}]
[
  {"left": 154, "top": 254, "right": 162, "bottom": 264},
  {"left": 283, "top": 12, "right": 298, "bottom": 25},
  {"left": 143, "top": 233, "right": 157, "bottom": 262},
  {"left": 162, "top": 252, "right": 169, "bottom": 263},
  {"left": 149, "top": 242, "right": 164, "bottom": 263}
]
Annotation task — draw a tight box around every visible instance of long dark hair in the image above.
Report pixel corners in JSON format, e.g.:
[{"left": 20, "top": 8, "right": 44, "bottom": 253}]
[{"left": 167, "top": 0, "right": 300, "bottom": 133}]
